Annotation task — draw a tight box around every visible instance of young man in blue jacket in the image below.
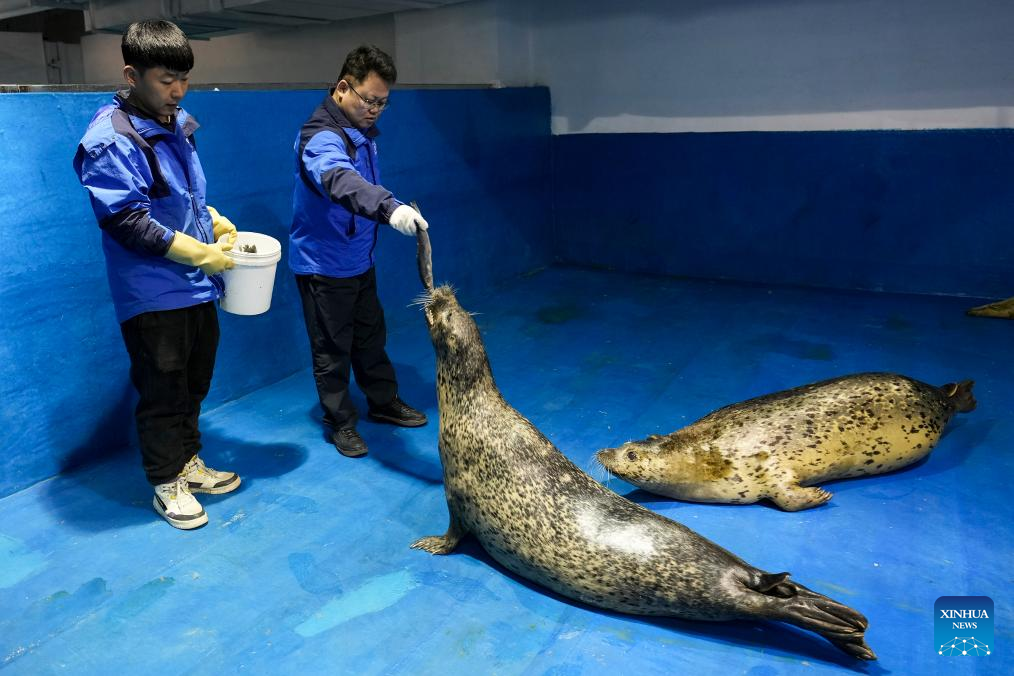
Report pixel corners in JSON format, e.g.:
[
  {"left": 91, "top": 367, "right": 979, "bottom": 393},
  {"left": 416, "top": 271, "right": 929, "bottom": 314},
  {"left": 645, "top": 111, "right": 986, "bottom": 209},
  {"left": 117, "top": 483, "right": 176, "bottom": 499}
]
[
  {"left": 291, "top": 45, "right": 429, "bottom": 458},
  {"left": 74, "top": 20, "right": 241, "bottom": 529}
]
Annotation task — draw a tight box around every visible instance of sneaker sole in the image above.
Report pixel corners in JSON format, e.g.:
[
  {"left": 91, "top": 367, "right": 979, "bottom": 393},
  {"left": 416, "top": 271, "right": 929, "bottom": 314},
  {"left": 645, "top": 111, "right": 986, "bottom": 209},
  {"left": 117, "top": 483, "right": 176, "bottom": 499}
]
[
  {"left": 335, "top": 444, "right": 368, "bottom": 458},
  {"left": 367, "top": 412, "right": 428, "bottom": 428},
  {"left": 189, "top": 474, "right": 242, "bottom": 495},
  {"left": 152, "top": 496, "right": 208, "bottom": 530}
]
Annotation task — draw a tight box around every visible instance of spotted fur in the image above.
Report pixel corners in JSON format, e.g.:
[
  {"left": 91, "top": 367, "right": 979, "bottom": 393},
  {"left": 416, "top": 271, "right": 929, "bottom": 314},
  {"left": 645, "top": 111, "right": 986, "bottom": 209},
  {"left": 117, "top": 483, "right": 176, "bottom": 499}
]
[
  {"left": 597, "top": 373, "right": 975, "bottom": 511},
  {"left": 411, "top": 286, "right": 876, "bottom": 660}
]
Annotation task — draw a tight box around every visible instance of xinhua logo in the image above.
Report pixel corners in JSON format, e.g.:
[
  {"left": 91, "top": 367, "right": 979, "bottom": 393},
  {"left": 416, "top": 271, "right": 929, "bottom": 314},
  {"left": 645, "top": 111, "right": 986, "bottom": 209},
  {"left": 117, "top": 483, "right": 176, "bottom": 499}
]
[{"left": 935, "top": 596, "right": 993, "bottom": 656}]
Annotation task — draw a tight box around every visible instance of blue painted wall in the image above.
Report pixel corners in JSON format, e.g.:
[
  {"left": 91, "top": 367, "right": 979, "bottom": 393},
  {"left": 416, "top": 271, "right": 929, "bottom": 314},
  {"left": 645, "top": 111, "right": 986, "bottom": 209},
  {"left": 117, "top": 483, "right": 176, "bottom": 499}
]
[
  {"left": 0, "top": 87, "right": 551, "bottom": 498},
  {"left": 552, "top": 130, "right": 1014, "bottom": 298},
  {"left": 4, "top": 89, "right": 1010, "bottom": 499}
]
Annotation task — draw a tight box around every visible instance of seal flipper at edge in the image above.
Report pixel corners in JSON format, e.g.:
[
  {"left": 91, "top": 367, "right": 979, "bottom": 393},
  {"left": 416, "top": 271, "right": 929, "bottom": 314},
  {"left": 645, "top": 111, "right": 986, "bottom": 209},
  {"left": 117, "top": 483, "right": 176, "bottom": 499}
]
[
  {"left": 410, "top": 512, "right": 467, "bottom": 554},
  {"left": 754, "top": 572, "right": 794, "bottom": 596},
  {"left": 748, "top": 574, "right": 877, "bottom": 661},
  {"left": 768, "top": 482, "right": 833, "bottom": 511},
  {"left": 939, "top": 380, "right": 976, "bottom": 413},
  {"left": 966, "top": 296, "right": 1014, "bottom": 319}
]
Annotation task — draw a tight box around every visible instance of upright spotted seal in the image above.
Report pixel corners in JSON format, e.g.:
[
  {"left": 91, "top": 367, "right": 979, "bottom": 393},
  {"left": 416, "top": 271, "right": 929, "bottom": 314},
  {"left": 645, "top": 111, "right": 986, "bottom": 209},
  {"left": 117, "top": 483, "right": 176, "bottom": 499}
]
[
  {"left": 597, "top": 373, "right": 975, "bottom": 511},
  {"left": 411, "top": 286, "right": 876, "bottom": 660}
]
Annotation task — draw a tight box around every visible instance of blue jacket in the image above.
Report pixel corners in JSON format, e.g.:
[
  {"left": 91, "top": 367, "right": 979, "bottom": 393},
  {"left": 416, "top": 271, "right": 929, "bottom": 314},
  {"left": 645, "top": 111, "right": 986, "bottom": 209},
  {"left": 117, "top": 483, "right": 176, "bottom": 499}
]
[
  {"left": 290, "top": 92, "right": 401, "bottom": 278},
  {"left": 74, "top": 92, "right": 220, "bottom": 323}
]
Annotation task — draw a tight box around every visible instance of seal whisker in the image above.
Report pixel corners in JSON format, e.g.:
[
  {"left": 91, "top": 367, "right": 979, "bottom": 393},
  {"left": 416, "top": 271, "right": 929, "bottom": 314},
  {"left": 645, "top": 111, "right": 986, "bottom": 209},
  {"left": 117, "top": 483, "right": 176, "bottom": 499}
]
[
  {"left": 586, "top": 454, "right": 613, "bottom": 485},
  {"left": 408, "top": 291, "right": 434, "bottom": 309}
]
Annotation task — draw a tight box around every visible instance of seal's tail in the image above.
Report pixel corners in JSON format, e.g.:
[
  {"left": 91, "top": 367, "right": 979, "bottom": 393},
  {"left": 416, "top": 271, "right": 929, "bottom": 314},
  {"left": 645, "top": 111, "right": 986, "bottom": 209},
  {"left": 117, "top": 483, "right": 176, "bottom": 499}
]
[
  {"left": 939, "top": 380, "right": 976, "bottom": 413},
  {"left": 748, "top": 572, "right": 877, "bottom": 660}
]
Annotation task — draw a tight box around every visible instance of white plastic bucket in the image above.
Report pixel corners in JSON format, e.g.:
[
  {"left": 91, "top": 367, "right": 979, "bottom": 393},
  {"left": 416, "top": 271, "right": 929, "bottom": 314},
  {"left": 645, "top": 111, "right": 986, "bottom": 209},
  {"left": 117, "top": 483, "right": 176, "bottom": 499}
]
[{"left": 219, "top": 231, "right": 282, "bottom": 316}]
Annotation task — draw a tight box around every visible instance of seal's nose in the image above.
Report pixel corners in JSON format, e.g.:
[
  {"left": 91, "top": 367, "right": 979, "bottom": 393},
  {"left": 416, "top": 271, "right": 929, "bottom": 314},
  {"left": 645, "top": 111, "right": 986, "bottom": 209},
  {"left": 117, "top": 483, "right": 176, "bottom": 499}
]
[{"left": 594, "top": 448, "right": 614, "bottom": 467}]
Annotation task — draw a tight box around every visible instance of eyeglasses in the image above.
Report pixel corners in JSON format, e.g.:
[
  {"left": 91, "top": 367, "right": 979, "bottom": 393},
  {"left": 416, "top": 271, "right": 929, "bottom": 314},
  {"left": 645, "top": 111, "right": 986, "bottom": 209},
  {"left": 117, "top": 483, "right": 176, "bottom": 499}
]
[{"left": 345, "top": 81, "right": 389, "bottom": 111}]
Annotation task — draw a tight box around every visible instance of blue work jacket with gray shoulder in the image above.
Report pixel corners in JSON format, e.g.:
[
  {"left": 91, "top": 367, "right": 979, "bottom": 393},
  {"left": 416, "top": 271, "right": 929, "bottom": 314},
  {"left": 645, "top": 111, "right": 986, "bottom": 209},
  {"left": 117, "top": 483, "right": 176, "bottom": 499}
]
[
  {"left": 74, "top": 92, "right": 220, "bottom": 323},
  {"left": 290, "top": 92, "right": 401, "bottom": 278}
]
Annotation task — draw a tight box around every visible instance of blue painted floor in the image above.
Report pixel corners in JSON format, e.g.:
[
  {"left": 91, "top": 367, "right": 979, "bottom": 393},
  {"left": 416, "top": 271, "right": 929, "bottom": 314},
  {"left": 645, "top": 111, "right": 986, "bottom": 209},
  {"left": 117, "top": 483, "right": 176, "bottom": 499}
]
[{"left": 1, "top": 266, "right": 1010, "bottom": 674}]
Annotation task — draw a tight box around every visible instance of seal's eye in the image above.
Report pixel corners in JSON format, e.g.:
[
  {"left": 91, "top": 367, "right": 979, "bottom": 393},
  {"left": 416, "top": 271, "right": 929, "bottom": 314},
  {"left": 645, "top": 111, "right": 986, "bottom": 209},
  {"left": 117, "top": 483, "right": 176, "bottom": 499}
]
[{"left": 626, "top": 451, "right": 637, "bottom": 461}]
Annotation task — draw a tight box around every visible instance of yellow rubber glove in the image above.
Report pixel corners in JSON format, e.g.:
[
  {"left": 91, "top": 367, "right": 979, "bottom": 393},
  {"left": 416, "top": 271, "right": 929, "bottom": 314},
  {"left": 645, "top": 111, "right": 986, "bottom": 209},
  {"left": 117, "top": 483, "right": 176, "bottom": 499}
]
[
  {"left": 165, "top": 231, "right": 235, "bottom": 275},
  {"left": 207, "top": 205, "right": 237, "bottom": 249}
]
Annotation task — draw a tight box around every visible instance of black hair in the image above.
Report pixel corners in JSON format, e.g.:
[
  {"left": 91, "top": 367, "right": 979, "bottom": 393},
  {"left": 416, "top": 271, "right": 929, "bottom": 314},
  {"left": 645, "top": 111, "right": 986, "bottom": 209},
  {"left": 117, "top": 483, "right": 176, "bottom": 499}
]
[
  {"left": 339, "top": 45, "right": 397, "bottom": 85},
  {"left": 121, "top": 20, "right": 194, "bottom": 73}
]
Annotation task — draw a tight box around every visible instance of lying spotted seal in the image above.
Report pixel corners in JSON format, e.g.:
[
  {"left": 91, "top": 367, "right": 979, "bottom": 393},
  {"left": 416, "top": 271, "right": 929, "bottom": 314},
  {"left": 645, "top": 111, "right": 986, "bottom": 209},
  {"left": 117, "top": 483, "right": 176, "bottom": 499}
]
[
  {"left": 967, "top": 296, "right": 1014, "bottom": 319},
  {"left": 597, "top": 373, "right": 975, "bottom": 511},
  {"left": 411, "top": 286, "right": 875, "bottom": 660}
]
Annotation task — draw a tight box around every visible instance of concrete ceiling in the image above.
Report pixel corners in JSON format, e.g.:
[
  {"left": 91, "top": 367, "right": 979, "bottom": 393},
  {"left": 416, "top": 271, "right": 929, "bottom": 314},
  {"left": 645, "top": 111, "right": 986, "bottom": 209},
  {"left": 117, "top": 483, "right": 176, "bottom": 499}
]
[
  {"left": 1, "top": 0, "right": 468, "bottom": 37},
  {"left": 0, "top": 0, "right": 84, "bottom": 22}
]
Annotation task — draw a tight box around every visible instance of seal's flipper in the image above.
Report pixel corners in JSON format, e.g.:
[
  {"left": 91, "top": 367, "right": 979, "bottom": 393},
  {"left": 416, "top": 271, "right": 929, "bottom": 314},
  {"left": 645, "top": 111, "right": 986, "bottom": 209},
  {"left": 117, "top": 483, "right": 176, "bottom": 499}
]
[
  {"left": 411, "top": 514, "right": 466, "bottom": 555},
  {"left": 754, "top": 577, "right": 877, "bottom": 660},
  {"left": 967, "top": 296, "right": 1014, "bottom": 319},
  {"left": 754, "top": 572, "right": 794, "bottom": 597},
  {"left": 939, "top": 380, "right": 976, "bottom": 413},
  {"left": 769, "top": 484, "right": 832, "bottom": 511},
  {"left": 410, "top": 534, "right": 461, "bottom": 554}
]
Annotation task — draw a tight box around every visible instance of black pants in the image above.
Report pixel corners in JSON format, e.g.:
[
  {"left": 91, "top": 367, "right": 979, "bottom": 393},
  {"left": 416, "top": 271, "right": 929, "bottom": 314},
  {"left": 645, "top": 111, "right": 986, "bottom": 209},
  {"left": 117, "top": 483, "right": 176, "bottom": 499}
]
[
  {"left": 296, "top": 268, "right": 398, "bottom": 430},
  {"left": 120, "top": 302, "right": 219, "bottom": 486}
]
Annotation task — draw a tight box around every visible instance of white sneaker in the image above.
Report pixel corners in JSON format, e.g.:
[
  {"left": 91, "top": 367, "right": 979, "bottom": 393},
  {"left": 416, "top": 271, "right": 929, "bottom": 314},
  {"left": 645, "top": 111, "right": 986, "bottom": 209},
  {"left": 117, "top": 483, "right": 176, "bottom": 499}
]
[
  {"left": 153, "top": 475, "right": 208, "bottom": 530},
  {"left": 182, "top": 455, "right": 241, "bottom": 495}
]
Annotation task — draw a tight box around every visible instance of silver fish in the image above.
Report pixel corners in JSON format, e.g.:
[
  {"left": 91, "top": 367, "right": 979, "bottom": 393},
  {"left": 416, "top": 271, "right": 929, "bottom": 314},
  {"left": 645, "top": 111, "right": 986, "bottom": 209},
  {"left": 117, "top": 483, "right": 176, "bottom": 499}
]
[{"left": 411, "top": 201, "right": 434, "bottom": 291}]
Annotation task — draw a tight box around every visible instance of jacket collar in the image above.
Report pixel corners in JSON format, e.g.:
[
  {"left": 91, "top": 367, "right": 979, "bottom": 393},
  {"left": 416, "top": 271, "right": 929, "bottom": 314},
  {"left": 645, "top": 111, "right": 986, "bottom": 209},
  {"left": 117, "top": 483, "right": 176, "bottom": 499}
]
[
  {"left": 323, "top": 88, "right": 380, "bottom": 146},
  {"left": 114, "top": 90, "right": 199, "bottom": 138}
]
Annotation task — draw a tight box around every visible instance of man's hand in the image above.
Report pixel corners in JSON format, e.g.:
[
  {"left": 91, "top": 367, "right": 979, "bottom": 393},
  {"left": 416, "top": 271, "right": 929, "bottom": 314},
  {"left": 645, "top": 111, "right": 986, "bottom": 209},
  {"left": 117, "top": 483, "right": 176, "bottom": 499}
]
[
  {"left": 388, "top": 204, "right": 429, "bottom": 236},
  {"left": 207, "top": 205, "right": 237, "bottom": 249},
  {"left": 165, "top": 231, "right": 235, "bottom": 275}
]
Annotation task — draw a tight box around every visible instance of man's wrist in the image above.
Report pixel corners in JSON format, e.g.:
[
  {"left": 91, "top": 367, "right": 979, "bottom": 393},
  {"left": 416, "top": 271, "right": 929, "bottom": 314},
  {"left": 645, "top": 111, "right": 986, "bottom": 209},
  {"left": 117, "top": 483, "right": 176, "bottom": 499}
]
[{"left": 379, "top": 198, "right": 402, "bottom": 224}]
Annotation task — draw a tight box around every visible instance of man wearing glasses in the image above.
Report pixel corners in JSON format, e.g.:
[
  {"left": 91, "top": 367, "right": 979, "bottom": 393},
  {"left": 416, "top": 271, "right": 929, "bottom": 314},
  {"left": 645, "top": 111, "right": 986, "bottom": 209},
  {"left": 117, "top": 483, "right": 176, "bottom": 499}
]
[{"left": 290, "top": 44, "right": 429, "bottom": 458}]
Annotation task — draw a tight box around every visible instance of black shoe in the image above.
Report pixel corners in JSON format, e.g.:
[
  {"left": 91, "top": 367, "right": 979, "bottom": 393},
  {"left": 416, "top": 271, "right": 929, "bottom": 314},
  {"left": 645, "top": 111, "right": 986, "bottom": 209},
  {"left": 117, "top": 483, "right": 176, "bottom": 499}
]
[
  {"left": 368, "top": 396, "right": 428, "bottom": 427},
  {"left": 333, "top": 427, "right": 368, "bottom": 457}
]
